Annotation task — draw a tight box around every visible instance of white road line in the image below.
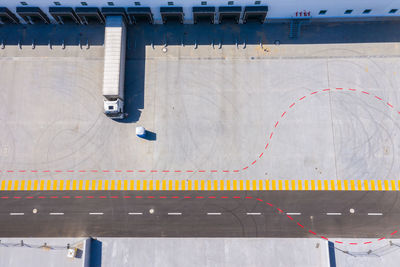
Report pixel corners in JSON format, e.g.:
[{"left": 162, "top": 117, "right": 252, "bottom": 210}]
[
  {"left": 326, "top": 213, "right": 342, "bottom": 216},
  {"left": 89, "top": 212, "right": 104, "bottom": 215},
  {"left": 168, "top": 212, "right": 182, "bottom": 216},
  {"left": 128, "top": 212, "right": 143, "bottom": 215},
  {"left": 207, "top": 212, "right": 221, "bottom": 215},
  {"left": 368, "top": 213, "right": 383, "bottom": 216},
  {"left": 286, "top": 213, "right": 301, "bottom": 216},
  {"left": 246, "top": 212, "right": 261, "bottom": 215},
  {"left": 49, "top": 212, "right": 64, "bottom": 216},
  {"left": 9, "top": 213, "right": 24, "bottom": 216}
]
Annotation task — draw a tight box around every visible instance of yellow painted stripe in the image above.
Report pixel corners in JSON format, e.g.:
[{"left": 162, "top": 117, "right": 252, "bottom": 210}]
[
  {"left": 311, "top": 180, "right": 315, "bottom": 190},
  {"left": 317, "top": 180, "right": 322, "bottom": 190},
  {"left": 384, "top": 180, "right": 389, "bottom": 191},
  {"left": 143, "top": 180, "right": 147, "bottom": 190},
  {"left": 240, "top": 180, "right": 244, "bottom": 190},
  {"left": 337, "top": 180, "right": 342, "bottom": 190},
  {"left": 344, "top": 180, "right": 348, "bottom": 191},
  {"left": 378, "top": 180, "right": 382, "bottom": 191},
  {"left": 246, "top": 180, "right": 250, "bottom": 190},
  {"left": 20, "top": 180, "right": 25, "bottom": 190},
  {"left": 156, "top": 180, "right": 160, "bottom": 190},
  {"left": 272, "top": 180, "right": 276, "bottom": 190},
  {"left": 324, "top": 180, "right": 328, "bottom": 190},
  {"left": 350, "top": 180, "right": 355, "bottom": 190},
  {"left": 46, "top": 180, "right": 51, "bottom": 190},
  {"left": 284, "top": 180, "right": 289, "bottom": 190},
  {"left": 0, "top": 180, "right": 5, "bottom": 190},
  {"left": 72, "top": 180, "right": 77, "bottom": 190},
  {"left": 232, "top": 180, "right": 236, "bottom": 190},
  {"left": 304, "top": 180, "right": 309, "bottom": 190},
  {"left": 213, "top": 180, "right": 217, "bottom": 190},
  {"left": 291, "top": 180, "right": 295, "bottom": 190},
  {"left": 27, "top": 180, "right": 32, "bottom": 190},
  {"left": 53, "top": 180, "right": 58, "bottom": 190},
  {"left": 364, "top": 180, "right": 369, "bottom": 191},
  {"left": 194, "top": 180, "right": 198, "bottom": 190},
  {"left": 7, "top": 180, "right": 12, "bottom": 190},
  {"left": 201, "top": 180, "right": 205, "bottom": 190},
  {"left": 265, "top": 180, "right": 269, "bottom": 190},
  {"left": 298, "top": 180, "right": 302, "bottom": 190},
  {"left": 357, "top": 180, "right": 362, "bottom": 190},
  {"left": 181, "top": 180, "right": 186, "bottom": 190},
  {"left": 85, "top": 180, "right": 90, "bottom": 190},
  {"left": 278, "top": 180, "right": 283, "bottom": 190},
  {"left": 111, "top": 180, "right": 115, "bottom": 190},
  {"left": 391, "top": 180, "right": 396, "bottom": 191},
  {"left": 371, "top": 180, "right": 376, "bottom": 190},
  {"left": 330, "top": 180, "right": 335, "bottom": 190},
  {"left": 175, "top": 180, "right": 179, "bottom": 190},
  {"left": 65, "top": 180, "right": 70, "bottom": 190},
  {"left": 168, "top": 180, "right": 172, "bottom": 190},
  {"left": 187, "top": 180, "right": 191, "bottom": 190},
  {"left": 136, "top": 180, "right": 141, "bottom": 190},
  {"left": 220, "top": 180, "right": 224, "bottom": 190},
  {"left": 252, "top": 180, "right": 256, "bottom": 190},
  {"left": 118, "top": 180, "right": 122, "bottom": 190},
  {"left": 92, "top": 180, "right": 97, "bottom": 190},
  {"left": 104, "top": 180, "right": 109, "bottom": 190}
]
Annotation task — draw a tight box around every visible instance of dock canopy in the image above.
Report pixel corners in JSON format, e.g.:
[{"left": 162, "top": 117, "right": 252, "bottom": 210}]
[
  {"left": 16, "top": 7, "right": 50, "bottom": 24},
  {"left": 160, "top": 7, "right": 184, "bottom": 24},
  {"left": 243, "top": 6, "right": 268, "bottom": 23},
  {"left": 218, "top": 6, "right": 241, "bottom": 24},
  {"left": 127, "top": 7, "right": 153, "bottom": 24},
  {"left": 49, "top": 7, "right": 80, "bottom": 24},
  {"left": 75, "top": 7, "right": 105, "bottom": 24},
  {"left": 101, "top": 7, "right": 128, "bottom": 23},
  {"left": 193, "top": 6, "right": 215, "bottom": 24},
  {"left": 0, "top": 7, "right": 19, "bottom": 24}
]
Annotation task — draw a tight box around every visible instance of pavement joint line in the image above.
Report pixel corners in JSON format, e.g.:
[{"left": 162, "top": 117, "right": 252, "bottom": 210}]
[
  {"left": 327, "top": 213, "right": 342, "bottom": 215},
  {"left": 0, "top": 87, "right": 398, "bottom": 176},
  {"left": 246, "top": 212, "right": 261, "bottom": 215},
  {"left": 49, "top": 212, "right": 64, "bottom": 215},
  {"left": 207, "top": 212, "right": 222, "bottom": 215},
  {"left": 128, "top": 212, "right": 143, "bottom": 215},
  {"left": 9, "top": 212, "right": 24, "bottom": 216},
  {"left": 167, "top": 212, "right": 182, "bottom": 215},
  {"left": 0, "top": 194, "right": 394, "bottom": 245},
  {"left": 368, "top": 213, "right": 383, "bottom": 216},
  {"left": 286, "top": 213, "right": 301, "bottom": 215}
]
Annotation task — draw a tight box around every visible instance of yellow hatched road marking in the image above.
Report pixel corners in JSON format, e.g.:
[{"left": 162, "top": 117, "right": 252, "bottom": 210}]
[
  {"left": 213, "top": 180, "right": 217, "bottom": 190},
  {"left": 194, "top": 180, "right": 199, "bottom": 190},
  {"left": 0, "top": 180, "right": 5, "bottom": 190},
  {"left": 72, "top": 180, "right": 77, "bottom": 190},
  {"left": 79, "top": 180, "right": 83, "bottom": 190},
  {"left": 207, "top": 180, "right": 212, "bottom": 190},
  {"left": 265, "top": 180, "right": 269, "bottom": 190},
  {"left": 59, "top": 180, "right": 64, "bottom": 190},
  {"left": 364, "top": 180, "right": 369, "bottom": 191},
  {"left": 298, "top": 180, "right": 302, "bottom": 190},
  {"left": 156, "top": 180, "right": 160, "bottom": 190},
  {"left": 284, "top": 180, "right": 289, "bottom": 190},
  {"left": 111, "top": 180, "right": 115, "bottom": 190},
  {"left": 337, "top": 180, "right": 342, "bottom": 190},
  {"left": 92, "top": 180, "right": 96, "bottom": 190},
  {"left": 65, "top": 180, "right": 70, "bottom": 190},
  {"left": 150, "top": 180, "right": 154, "bottom": 190},
  {"left": 39, "top": 180, "right": 44, "bottom": 190},
  {"left": 304, "top": 180, "right": 309, "bottom": 190},
  {"left": 181, "top": 180, "right": 186, "bottom": 190},
  {"left": 317, "top": 180, "right": 322, "bottom": 190},
  {"left": 246, "top": 180, "right": 250, "bottom": 190},
  {"left": 118, "top": 180, "right": 122, "bottom": 190},
  {"left": 201, "top": 180, "right": 205, "bottom": 190},
  {"left": 53, "top": 180, "right": 58, "bottom": 190},
  {"left": 175, "top": 180, "right": 179, "bottom": 190},
  {"left": 378, "top": 180, "right": 382, "bottom": 191},
  {"left": 27, "top": 180, "right": 32, "bottom": 190},
  {"left": 384, "top": 180, "right": 389, "bottom": 191},
  {"left": 357, "top": 180, "right": 362, "bottom": 190},
  {"left": 98, "top": 180, "right": 103, "bottom": 190},
  {"left": 20, "top": 180, "right": 25, "bottom": 190},
  {"left": 46, "top": 180, "right": 51, "bottom": 190},
  {"left": 85, "top": 180, "right": 90, "bottom": 190},
  {"left": 7, "top": 180, "right": 12, "bottom": 190},
  {"left": 344, "top": 180, "right": 348, "bottom": 190},
  {"left": 278, "top": 180, "right": 283, "bottom": 190},
  {"left": 252, "top": 180, "right": 256, "bottom": 190},
  {"left": 398, "top": 180, "right": 400, "bottom": 191},
  {"left": 231, "top": 180, "right": 235, "bottom": 190},
  {"left": 311, "top": 180, "right": 315, "bottom": 190},
  {"left": 167, "top": 180, "right": 172, "bottom": 190},
  {"left": 260, "top": 180, "right": 264, "bottom": 190},
  {"left": 371, "top": 180, "right": 376, "bottom": 190},
  {"left": 391, "top": 180, "right": 396, "bottom": 191},
  {"left": 187, "top": 180, "right": 191, "bottom": 190},
  {"left": 143, "top": 180, "right": 147, "bottom": 190},
  {"left": 104, "top": 180, "right": 109, "bottom": 190},
  {"left": 129, "top": 180, "right": 134, "bottom": 190},
  {"left": 14, "top": 180, "right": 19, "bottom": 190},
  {"left": 330, "top": 180, "right": 335, "bottom": 190},
  {"left": 350, "top": 180, "right": 355, "bottom": 190},
  {"left": 220, "top": 180, "right": 224, "bottom": 190},
  {"left": 272, "top": 180, "right": 276, "bottom": 190},
  {"left": 33, "top": 180, "right": 38, "bottom": 190},
  {"left": 136, "top": 180, "right": 141, "bottom": 190},
  {"left": 324, "top": 180, "right": 328, "bottom": 190},
  {"left": 291, "top": 180, "right": 295, "bottom": 190},
  {"left": 162, "top": 180, "right": 167, "bottom": 190},
  {"left": 240, "top": 180, "right": 244, "bottom": 190}
]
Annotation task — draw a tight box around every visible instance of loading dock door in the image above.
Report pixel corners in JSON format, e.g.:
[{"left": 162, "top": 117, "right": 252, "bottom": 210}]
[
  {"left": 49, "top": 7, "right": 80, "bottom": 24},
  {"left": 160, "top": 7, "right": 184, "bottom": 24},
  {"left": 193, "top": 6, "right": 215, "bottom": 24},
  {"left": 75, "top": 7, "right": 105, "bottom": 24},
  {"left": 218, "top": 6, "right": 241, "bottom": 24},
  {"left": 0, "top": 7, "right": 19, "bottom": 24},
  {"left": 127, "top": 7, "right": 153, "bottom": 24},
  {"left": 16, "top": 7, "right": 50, "bottom": 24},
  {"left": 243, "top": 6, "right": 268, "bottom": 23}
]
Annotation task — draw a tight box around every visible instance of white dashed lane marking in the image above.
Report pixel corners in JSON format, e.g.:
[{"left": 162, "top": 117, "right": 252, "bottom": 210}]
[
  {"left": 168, "top": 212, "right": 182, "bottom": 216},
  {"left": 368, "top": 213, "right": 383, "bottom": 216},
  {"left": 286, "top": 213, "right": 301, "bottom": 216},
  {"left": 207, "top": 212, "right": 221, "bottom": 216},
  {"left": 246, "top": 212, "right": 261, "bottom": 215},
  {"left": 89, "top": 212, "right": 104, "bottom": 215},
  {"left": 327, "top": 213, "right": 342, "bottom": 216},
  {"left": 128, "top": 212, "right": 143, "bottom": 215},
  {"left": 49, "top": 212, "right": 64, "bottom": 215},
  {"left": 9, "top": 213, "right": 24, "bottom": 216}
]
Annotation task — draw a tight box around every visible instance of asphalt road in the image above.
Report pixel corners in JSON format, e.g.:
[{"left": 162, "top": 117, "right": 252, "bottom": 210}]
[{"left": 0, "top": 191, "right": 399, "bottom": 241}]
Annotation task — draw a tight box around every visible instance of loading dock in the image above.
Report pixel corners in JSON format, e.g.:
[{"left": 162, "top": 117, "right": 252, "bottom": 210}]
[
  {"left": 243, "top": 6, "right": 268, "bottom": 23},
  {"left": 0, "top": 7, "right": 19, "bottom": 24},
  {"left": 193, "top": 6, "right": 215, "bottom": 24},
  {"left": 75, "top": 7, "right": 105, "bottom": 24},
  {"left": 160, "top": 7, "right": 184, "bottom": 24},
  {"left": 49, "top": 7, "right": 80, "bottom": 24},
  {"left": 218, "top": 6, "right": 241, "bottom": 24},
  {"left": 127, "top": 7, "right": 153, "bottom": 24},
  {"left": 16, "top": 7, "right": 50, "bottom": 24},
  {"left": 101, "top": 7, "right": 129, "bottom": 23}
]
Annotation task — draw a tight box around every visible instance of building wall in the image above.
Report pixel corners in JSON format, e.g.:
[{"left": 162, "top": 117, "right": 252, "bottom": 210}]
[{"left": 2, "top": 0, "right": 400, "bottom": 24}]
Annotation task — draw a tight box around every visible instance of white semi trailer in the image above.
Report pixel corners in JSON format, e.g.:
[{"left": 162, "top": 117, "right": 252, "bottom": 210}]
[{"left": 102, "top": 15, "right": 127, "bottom": 119}]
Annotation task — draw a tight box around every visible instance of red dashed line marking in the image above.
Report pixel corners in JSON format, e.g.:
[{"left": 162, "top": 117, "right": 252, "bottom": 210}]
[
  {"left": 391, "top": 230, "right": 398, "bottom": 235},
  {"left": 251, "top": 160, "right": 257, "bottom": 165},
  {"left": 258, "top": 153, "right": 264, "bottom": 158},
  {"left": 2, "top": 88, "right": 398, "bottom": 175}
]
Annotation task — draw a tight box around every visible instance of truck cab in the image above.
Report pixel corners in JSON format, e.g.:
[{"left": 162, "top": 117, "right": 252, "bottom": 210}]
[{"left": 103, "top": 98, "right": 124, "bottom": 119}]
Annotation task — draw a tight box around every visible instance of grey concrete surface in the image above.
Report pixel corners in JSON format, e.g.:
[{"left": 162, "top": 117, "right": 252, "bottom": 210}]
[
  {"left": 0, "top": 191, "right": 398, "bottom": 239},
  {"left": 0, "top": 22, "right": 399, "bottom": 181},
  {"left": 0, "top": 238, "right": 84, "bottom": 267},
  {"left": 334, "top": 238, "right": 400, "bottom": 267},
  {"left": 100, "top": 238, "right": 329, "bottom": 267}
]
